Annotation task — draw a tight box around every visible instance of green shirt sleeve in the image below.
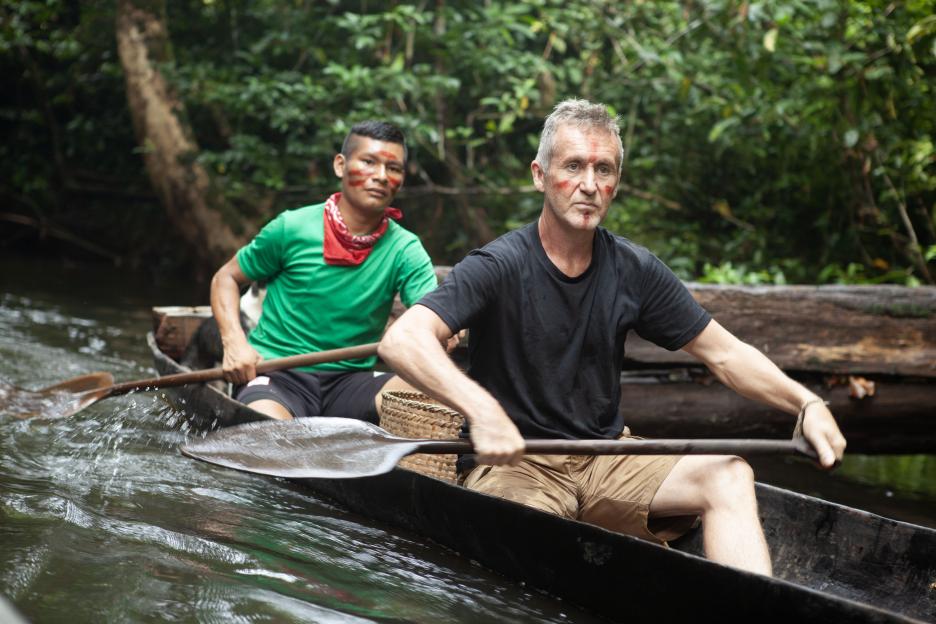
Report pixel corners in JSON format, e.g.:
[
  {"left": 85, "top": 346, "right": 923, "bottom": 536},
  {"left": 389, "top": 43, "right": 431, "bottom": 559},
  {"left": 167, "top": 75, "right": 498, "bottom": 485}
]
[
  {"left": 236, "top": 213, "right": 286, "bottom": 281},
  {"left": 396, "top": 238, "right": 438, "bottom": 307}
]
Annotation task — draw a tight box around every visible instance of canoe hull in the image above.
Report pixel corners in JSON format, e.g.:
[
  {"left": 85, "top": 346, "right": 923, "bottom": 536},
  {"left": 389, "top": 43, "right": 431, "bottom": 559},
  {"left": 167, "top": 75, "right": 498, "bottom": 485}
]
[{"left": 149, "top": 333, "right": 936, "bottom": 623}]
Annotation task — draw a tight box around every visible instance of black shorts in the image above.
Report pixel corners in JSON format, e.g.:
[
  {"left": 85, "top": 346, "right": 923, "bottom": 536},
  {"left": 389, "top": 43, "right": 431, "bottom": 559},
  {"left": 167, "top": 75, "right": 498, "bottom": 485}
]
[{"left": 234, "top": 369, "right": 394, "bottom": 424}]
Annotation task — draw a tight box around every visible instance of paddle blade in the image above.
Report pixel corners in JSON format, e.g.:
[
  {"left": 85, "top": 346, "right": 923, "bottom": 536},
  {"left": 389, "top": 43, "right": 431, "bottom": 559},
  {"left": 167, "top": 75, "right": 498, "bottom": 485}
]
[
  {"left": 180, "top": 417, "right": 422, "bottom": 479},
  {"left": 40, "top": 371, "right": 115, "bottom": 394},
  {"left": 1, "top": 372, "right": 114, "bottom": 419}
]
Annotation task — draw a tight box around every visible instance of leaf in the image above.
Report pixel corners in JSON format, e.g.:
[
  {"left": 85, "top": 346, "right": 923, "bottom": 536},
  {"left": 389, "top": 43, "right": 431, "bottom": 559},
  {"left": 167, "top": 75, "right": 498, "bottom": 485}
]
[
  {"left": 498, "top": 112, "right": 516, "bottom": 134},
  {"left": 843, "top": 129, "right": 859, "bottom": 148},
  {"left": 863, "top": 66, "right": 893, "bottom": 81},
  {"left": 712, "top": 199, "right": 732, "bottom": 218},
  {"left": 763, "top": 28, "right": 778, "bottom": 53},
  {"left": 708, "top": 117, "right": 739, "bottom": 143},
  {"left": 827, "top": 52, "right": 842, "bottom": 74},
  {"left": 907, "top": 15, "right": 936, "bottom": 43}
]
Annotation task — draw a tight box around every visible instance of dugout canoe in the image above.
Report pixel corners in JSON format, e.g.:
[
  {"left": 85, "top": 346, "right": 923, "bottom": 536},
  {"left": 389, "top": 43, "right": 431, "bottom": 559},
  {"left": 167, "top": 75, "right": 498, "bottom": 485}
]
[{"left": 149, "top": 333, "right": 936, "bottom": 623}]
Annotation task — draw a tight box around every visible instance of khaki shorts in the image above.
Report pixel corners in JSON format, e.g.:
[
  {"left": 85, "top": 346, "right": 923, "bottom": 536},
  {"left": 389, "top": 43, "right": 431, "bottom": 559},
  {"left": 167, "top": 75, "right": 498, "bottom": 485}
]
[{"left": 463, "top": 434, "right": 697, "bottom": 544}]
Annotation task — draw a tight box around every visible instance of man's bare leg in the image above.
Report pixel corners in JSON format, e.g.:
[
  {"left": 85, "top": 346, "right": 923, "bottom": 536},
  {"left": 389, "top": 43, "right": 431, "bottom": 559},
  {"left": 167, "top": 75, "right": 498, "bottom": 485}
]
[
  {"left": 373, "top": 374, "right": 419, "bottom": 416},
  {"left": 649, "top": 455, "right": 772, "bottom": 576},
  {"left": 245, "top": 399, "right": 293, "bottom": 421}
]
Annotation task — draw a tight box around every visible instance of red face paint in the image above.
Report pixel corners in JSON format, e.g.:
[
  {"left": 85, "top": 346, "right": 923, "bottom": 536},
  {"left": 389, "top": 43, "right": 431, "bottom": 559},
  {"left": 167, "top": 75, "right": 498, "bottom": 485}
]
[
  {"left": 377, "top": 150, "right": 402, "bottom": 161},
  {"left": 388, "top": 176, "right": 402, "bottom": 190},
  {"left": 346, "top": 168, "right": 364, "bottom": 177},
  {"left": 346, "top": 179, "right": 366, "bottom": 187},
  {"left": 603, "top": 185, "right": 615, "bottom": 195}
]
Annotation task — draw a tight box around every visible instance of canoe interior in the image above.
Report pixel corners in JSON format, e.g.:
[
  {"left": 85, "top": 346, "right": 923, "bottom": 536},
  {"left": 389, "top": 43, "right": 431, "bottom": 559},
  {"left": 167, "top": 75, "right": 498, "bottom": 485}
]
[{"left": 148, "top": 333, "right": 936, "bottom": 623}]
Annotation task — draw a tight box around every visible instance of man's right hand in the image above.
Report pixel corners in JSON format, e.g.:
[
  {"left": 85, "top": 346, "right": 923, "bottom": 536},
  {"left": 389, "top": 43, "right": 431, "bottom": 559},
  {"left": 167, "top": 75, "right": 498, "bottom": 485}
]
[
  {"left": 222, "top": 339, "right": 262, "bottom": 385},
  {"left": 469, "top": 403, "right": 525, "bottom": 466}
]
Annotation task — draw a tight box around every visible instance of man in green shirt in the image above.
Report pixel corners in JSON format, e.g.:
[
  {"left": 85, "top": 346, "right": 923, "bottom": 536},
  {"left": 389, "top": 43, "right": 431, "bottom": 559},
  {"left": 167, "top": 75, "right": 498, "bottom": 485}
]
[{"left": 210, "top": 121, "right": 438, "bottom": 422}]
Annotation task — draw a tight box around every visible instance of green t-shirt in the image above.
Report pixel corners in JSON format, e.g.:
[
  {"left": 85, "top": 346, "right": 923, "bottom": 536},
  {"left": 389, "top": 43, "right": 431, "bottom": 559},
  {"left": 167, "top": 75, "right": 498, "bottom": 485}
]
[{"left": 236, "top": 202, "right": 437, "bottom": 371}]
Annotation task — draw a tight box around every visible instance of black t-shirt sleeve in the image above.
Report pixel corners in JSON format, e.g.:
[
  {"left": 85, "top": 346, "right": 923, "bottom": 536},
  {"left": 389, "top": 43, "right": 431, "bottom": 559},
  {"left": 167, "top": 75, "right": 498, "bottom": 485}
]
[
  {"left": 634, "top": 253, "right": 711, "bottom": 351},
  {"left": 416, "top": 249, "right": 503, "bottom": 334}
]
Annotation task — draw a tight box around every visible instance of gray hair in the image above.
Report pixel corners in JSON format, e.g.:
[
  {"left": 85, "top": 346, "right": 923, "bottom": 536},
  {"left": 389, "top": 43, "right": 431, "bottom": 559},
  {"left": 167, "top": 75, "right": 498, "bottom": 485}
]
[{"left": 534, "top": 98, "right": 623, "bottom": 173}]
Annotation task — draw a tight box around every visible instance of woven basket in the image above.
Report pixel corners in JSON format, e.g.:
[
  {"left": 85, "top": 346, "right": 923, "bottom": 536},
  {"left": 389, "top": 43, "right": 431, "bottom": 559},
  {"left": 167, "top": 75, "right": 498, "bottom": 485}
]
[{"left": 380, "top": 391, "right": 465, "bottom": 483}]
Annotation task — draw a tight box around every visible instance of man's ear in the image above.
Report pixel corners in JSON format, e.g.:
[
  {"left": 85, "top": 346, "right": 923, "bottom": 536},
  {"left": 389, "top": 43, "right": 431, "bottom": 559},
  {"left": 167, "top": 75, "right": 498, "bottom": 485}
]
[
  {"left": 333, "top": 153, "right": 346, "bottom": 179},
  {"left": 531, "top": 160, "right": 546, "bottom": 192}
]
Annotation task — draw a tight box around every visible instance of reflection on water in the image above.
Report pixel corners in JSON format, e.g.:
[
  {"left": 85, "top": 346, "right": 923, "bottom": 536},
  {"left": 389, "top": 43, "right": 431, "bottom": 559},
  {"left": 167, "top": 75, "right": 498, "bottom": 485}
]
[
  {"left": 1, "top": 255, "right": 934, "bottom": 622},
  {"left": 0, "top": 381, "right": 87, "bottom": 420},
  {"left": 0, "top": 257, "right": 595, "bottom": 623}
]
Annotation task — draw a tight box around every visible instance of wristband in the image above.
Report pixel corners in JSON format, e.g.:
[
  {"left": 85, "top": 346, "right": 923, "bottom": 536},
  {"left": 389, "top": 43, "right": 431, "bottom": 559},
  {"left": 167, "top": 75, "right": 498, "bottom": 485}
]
[{"left": 793, "top": 398, "right": 829, "bottom": 438}]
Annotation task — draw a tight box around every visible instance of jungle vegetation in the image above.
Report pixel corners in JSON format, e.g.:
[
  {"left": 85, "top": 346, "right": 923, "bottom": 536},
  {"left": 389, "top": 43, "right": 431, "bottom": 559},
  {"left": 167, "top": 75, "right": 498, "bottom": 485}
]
[{"left": 2, "top": 0, "right": 935, "bottom": 284}]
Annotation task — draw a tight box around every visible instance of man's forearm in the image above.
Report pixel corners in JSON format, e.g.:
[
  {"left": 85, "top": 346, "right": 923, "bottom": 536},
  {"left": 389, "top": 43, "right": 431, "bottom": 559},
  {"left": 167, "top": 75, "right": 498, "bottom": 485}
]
[
  {"left": 710, "top": 341, "right": 817, "bottom": 417},
  {"left": 210, "top": 270, "right": 248, "bottom": 349},
  {"left": 686, "top": 320, "right": 844, "bottom": 465},
  {"left": 380, "top": 307, "right": 525, "bottom": 464},
  {"left": 380, "top": 314, "right": 503, "bottom": 428}
]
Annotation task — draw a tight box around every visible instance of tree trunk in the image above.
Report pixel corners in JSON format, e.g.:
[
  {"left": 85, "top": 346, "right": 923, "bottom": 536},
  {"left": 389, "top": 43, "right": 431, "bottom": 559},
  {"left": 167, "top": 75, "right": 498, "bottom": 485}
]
[
  {"left": 400, "top": 271, "right": 936, "bottom": 377},
  {"left": 619, "top": 370, "right": 936, "bottom": 454},
  {"left": 624, "top": 284, "right": 936, "bottom": 378},
  {"left": 115, "top": 0, "right": 250, "bottom": 277}
]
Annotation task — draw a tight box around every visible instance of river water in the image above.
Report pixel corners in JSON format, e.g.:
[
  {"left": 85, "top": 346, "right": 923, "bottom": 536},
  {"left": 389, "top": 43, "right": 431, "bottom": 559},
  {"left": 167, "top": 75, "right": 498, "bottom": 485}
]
[{"left": 1, "top": 255, "right": 934, "bottom": 623}]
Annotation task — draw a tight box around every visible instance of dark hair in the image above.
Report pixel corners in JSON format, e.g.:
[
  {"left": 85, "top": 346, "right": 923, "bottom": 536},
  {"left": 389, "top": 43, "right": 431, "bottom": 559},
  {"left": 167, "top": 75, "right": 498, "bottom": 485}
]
[{"left": 341, "top": 121, "right": 407, "bottom": 162}]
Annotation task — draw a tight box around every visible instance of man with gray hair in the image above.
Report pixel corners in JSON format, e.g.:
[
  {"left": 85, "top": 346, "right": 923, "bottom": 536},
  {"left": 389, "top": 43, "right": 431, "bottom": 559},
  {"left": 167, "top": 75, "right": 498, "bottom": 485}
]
[{"left": 379, "top": 98, "right": 845, "bottom": 575}]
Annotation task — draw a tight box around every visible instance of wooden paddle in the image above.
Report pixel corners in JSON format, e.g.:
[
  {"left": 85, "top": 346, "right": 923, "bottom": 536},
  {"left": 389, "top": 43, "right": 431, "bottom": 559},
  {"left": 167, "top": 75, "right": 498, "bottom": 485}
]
[
  {"left": 2, "top": 343, "right": 378, "bottom": 419},
  {"left": 179, "top": 417, "right": 821, "bottom": 480}
]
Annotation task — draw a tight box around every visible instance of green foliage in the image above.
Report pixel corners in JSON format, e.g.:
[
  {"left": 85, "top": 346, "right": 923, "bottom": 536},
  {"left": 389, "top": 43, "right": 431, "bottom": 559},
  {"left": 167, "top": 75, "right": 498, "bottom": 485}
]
[
  {"left": 0, "top": 1, "right": 163, "bottom": 265},
  {"left": 699, "top": 261, "right": 787, "bottom": 286},
  {"left": 2, "top": 0, "right": 935, "bottom": 277},
  {"left": 839, "top": 454, "right": 936, "bottom": 500}
]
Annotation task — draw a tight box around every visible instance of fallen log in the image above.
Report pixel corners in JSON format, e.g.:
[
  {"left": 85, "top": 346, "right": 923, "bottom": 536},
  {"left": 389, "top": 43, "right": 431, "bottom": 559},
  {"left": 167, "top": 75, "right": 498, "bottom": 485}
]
[
  {"left": 159, "top": 275, "right": 936, "bottom": 453},
  {"left": 623, "top": 284, "right": 936, "bottom": 378},
  {"left": 414, "top": 272, "right": 935, "bottom": 378},
  {"left": 620, "top": 370, "right": 936, "bottom": 454}
]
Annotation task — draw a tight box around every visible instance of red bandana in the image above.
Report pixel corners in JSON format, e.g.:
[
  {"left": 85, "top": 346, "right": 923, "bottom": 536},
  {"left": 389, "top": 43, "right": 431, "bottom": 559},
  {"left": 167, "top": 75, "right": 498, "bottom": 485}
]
[{"left": 322, "top": 192, "right": 403, "bottom": 266}]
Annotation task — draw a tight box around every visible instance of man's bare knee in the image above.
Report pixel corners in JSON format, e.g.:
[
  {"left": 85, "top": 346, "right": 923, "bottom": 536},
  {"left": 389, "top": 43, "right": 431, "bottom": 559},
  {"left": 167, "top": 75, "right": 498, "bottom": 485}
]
[
  {"left": 247, "top": 399, "right": 293, "bottom": 421},
  {"left": 700, "top": 456, "right": 756, "bottom": 508},
  {"left": 374, "top": 374, "right": 412, "bottom": 413}
]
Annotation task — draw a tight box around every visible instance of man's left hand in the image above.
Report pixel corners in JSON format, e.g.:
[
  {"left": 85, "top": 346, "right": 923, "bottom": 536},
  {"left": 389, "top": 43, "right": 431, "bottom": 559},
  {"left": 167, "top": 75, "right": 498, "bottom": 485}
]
[{"left": 802, "top": 402, "right": 847, "bottom": 469}]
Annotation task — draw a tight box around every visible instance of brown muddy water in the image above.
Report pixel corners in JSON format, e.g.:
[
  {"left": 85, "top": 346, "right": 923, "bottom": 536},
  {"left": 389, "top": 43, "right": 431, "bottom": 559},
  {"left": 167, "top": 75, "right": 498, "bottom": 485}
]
[{"left": 1, "top": 255, "right": 934, "bottom": 623}]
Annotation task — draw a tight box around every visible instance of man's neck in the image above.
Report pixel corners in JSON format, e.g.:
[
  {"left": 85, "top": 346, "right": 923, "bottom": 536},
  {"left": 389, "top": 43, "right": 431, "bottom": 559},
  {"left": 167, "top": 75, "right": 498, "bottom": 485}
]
[
  {"left": 337, "top": 194, "right": 384, "bottom": 235},
  {"left": 537, "top": 209, "right": 595, "bottom": 278}
]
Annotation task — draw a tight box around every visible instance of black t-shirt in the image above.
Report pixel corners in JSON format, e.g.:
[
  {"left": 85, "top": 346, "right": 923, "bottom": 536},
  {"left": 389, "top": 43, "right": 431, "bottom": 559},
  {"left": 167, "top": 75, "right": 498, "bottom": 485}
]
[{"left": 418, "top": 222, "right": 711, "bottom": 440}]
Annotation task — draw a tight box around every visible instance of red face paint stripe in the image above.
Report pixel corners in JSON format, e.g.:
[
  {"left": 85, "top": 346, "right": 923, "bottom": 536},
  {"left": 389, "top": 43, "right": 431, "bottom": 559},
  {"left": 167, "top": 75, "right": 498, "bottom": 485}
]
[{"left": 376, "top": 150, "right": 402, "bottom": 161}]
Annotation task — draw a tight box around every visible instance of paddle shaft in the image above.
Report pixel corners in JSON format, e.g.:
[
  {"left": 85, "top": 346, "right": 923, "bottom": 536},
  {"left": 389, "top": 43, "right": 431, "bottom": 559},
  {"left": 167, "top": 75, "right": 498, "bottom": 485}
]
[
  {"left": 101, "top": 343, "right": 379, "bottom": 398},
  {"left": 414, "top": 436, "right": 819, "bottom": 461},
  {"left": 179, "top": 418, "right": 827, "bottom": 481}
]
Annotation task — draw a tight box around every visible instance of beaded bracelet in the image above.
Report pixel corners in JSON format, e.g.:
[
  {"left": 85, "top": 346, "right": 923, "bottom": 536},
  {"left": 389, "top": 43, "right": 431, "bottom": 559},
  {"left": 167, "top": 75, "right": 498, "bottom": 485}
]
[{"left": 793, "top": 398, "right": 829, "bottom": 438}]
